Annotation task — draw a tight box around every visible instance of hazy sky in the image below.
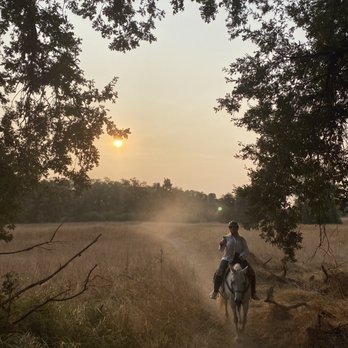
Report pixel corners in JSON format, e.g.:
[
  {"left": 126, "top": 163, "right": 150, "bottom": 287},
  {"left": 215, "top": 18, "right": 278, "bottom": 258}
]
[{"left": 74, "top": 2, "right": 256, "bottom": 197}]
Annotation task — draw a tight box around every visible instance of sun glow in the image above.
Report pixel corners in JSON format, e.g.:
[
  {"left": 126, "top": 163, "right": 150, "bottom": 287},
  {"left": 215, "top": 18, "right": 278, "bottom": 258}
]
[{"left": 113, "top": 139, "right": 123, "bottom": 148}]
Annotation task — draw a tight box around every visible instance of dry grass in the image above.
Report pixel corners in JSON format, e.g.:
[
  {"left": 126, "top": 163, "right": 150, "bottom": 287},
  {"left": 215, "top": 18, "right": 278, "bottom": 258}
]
[
  {"left": 0, "top": 221, "right": 348, "bottom": 347},
  {"left": 135, "top": 221, "right": 348, "bottom": 348},
  {"left": 0, "top": 222, "right": 227, "bottom": 347}
]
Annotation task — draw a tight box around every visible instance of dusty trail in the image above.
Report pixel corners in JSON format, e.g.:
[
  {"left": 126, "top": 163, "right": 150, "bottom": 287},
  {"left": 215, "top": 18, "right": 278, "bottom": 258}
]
[{"left": 140, "top": 222, "right": 272, "bottom": 348}]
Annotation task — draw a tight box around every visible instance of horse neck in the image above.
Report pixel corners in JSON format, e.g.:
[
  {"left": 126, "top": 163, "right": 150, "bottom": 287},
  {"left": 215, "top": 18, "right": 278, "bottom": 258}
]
[{"left": 226, "top": 270, "right": 250, "bottom": 296}]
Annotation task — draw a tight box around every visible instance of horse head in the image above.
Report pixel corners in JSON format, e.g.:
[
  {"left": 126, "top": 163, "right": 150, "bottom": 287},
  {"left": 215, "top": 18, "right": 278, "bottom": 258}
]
[{"left": 230, "top": 263, "right": 249, "bottom": 306}]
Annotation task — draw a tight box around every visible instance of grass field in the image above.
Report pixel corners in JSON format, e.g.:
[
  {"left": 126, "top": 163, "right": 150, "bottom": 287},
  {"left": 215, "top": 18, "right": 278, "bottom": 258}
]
[{"left": 0, "top": 221, "right": 348, "bottom": 347}]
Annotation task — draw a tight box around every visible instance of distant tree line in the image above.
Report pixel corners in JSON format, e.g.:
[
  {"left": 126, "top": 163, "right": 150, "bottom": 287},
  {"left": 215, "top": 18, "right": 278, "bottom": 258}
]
[
  {"left": 16, "top": 178, "right": 238, "bottom": 223},
  {"left": 16, "top": 178, "right": 342, "bottom": 225}
]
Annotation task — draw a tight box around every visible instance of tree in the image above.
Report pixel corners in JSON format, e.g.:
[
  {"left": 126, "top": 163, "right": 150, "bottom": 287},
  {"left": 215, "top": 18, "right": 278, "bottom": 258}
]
[
  {"left": 0, "top": 0, "right": 165, "bottom": 239},
  {"left": 215, "top": 0, "right": 348, "bottom": 261},
  {"left": 0, "top": 0, "right": 234, "bottom": 241},
  {"left": 162, "top": 178, "right": 173, "bottom": 191}
]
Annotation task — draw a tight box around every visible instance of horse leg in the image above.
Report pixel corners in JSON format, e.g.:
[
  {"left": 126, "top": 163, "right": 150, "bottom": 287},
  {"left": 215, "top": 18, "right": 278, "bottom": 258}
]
[
  {"left": 240, "top": 301, "right": 249, "bottom": 332},
  {"left": 231, "top": 303, "right": 239, "bottom": 334},
  {"left": 234, "top": 313, "right": 239, "bottom": 334},
  {"left": 224, "top": 298, "right": 229, "bottom": 319}
]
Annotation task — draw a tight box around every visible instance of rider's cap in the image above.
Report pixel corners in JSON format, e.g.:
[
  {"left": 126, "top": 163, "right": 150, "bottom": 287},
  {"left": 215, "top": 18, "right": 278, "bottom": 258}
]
[{"left": 228, "top": 221, "right": 239, "bottom": 228}]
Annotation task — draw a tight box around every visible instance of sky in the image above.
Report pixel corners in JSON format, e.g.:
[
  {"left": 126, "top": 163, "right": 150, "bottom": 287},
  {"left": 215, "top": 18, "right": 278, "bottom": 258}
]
[{"left": 73, "top": 2, "right": 256, "bottom": 197}]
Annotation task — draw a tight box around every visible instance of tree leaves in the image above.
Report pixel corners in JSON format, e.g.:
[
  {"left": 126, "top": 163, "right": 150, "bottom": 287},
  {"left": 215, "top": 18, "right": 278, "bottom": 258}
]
[
  {"left": 217, "top": 0, "right": 348, "bottom": 261},
  {"left": 0, "top": 1, "right": 131, "bottom": 238}
]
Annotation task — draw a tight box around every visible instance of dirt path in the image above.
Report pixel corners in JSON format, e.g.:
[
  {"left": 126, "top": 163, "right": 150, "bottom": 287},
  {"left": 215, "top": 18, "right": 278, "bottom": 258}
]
[{"left": 140, "top": 222, "right": 273, "bottom": 348}]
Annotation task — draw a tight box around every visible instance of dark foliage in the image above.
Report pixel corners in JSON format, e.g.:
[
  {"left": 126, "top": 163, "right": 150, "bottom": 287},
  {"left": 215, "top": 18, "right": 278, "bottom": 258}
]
[
  {"left": 17, "top": 178, "right": 341, "bottom": 226},
  {"left": 17, "top": 178, "right": 235, "bottom": 223},
  {"left": 216, "top": 0, "right": 348, "bottom": 261}
]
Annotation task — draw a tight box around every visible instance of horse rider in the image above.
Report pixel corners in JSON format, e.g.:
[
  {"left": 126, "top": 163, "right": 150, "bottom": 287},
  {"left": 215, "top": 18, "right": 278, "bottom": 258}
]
[{"left": 209, "top": 220, "right": 259, "bottom": 300}]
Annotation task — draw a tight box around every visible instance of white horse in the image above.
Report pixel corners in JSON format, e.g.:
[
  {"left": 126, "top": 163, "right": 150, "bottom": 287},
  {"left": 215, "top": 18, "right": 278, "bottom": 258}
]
[{"left": 219, "top": 263, "right": 251, "bottom": 335}]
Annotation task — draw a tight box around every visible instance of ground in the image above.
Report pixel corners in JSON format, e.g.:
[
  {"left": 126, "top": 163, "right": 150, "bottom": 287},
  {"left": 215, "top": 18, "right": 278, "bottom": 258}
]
[{"left": 139, "top": 221, "right": 348, "bottom": 348}]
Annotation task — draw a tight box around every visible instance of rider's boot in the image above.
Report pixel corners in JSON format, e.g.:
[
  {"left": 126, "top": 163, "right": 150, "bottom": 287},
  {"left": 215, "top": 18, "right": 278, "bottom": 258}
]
[
  {"left": 209, "top": 274, "right": 223, "bottom": 300},
  {"left": 209, "top": 290, "right": 218, "bottom": 299},
  {"left": 247, "top": 266, "right": 260, "bottom": 300}
]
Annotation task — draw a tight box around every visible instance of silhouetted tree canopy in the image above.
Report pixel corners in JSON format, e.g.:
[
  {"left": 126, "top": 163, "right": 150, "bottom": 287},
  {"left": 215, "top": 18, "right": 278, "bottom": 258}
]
[{"left": 216, "top": 0, "right": 348, "bottom": 261}]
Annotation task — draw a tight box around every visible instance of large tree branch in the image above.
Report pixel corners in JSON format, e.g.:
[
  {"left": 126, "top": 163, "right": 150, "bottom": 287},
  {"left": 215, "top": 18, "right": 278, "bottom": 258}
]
[
  {"left": 265, "top": 286, "right": 308, "bottom": 310},
  {"left": 12, "top": 264, "right": 97, "bottom": 325},
  {"left": 0, "top": 233, "right": 102, "bottom": 307}
]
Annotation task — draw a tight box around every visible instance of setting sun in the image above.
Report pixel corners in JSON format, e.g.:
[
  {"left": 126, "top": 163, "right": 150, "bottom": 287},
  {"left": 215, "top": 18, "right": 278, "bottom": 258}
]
[{"left": 113, "top": 139, "right": 123, "bottom": 148}]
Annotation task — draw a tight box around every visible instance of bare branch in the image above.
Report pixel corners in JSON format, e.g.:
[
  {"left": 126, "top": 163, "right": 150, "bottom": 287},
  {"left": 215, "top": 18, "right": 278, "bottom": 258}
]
[
  {"left": 0, "top": 220, "right": 65, "bottom": 256},
  {"left": 0, "top": 240, "right": 55, "bottom": 256},
  {"left": 332, "top": 260, "right": 348, "bottom": 269},
  {"left": 282, "top": 263, "right": 287, "bottom": 278},
  {"left": 0, "top": 234, "right": 102, "bottom": 307},
  {"left": 265, "top": 286, "right": 274, "bottom": 302},
  {"left": 49, "top": 219, "right": 66, "bottom": 242},
  {"left": 262, "top": 257, "right": 272, "bottom": 266},
  {"left": 308, "top": 225, "right": 338, "bottom": 266},
  {"left": 12, "top": 265, "right": 98, "bottom": 325},
  {"left": 266, "top": 299, "right": 308, "bottom": 310},
  {"left": 57, "top": 264, "right": 97, "bottom": 301},
  {"left": 258, "top": 258, "right": 288, "bottom": 283},
  {"left": 320, "top": 265, "right": 346, "bottom": 299},
  {"left": 321, "top": 264, "right": 330, "bottom": 282},
  {"left": 264, "top": 286, "right": 308, "bottom": 310}
]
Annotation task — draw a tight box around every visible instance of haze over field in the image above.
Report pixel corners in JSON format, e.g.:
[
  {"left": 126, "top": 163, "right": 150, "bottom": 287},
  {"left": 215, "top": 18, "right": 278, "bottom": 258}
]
[{"left": 72, "top": 2, "right": 256, "bottom": 196}]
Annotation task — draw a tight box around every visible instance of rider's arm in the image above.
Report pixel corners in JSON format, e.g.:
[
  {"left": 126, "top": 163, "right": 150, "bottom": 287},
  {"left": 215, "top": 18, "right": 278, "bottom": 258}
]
[
  {"left": 239, "top": 237, "right": 250, "bottom": 259},
  {"left": 218, "top": 237, "right": 227, "bottom": 251}
]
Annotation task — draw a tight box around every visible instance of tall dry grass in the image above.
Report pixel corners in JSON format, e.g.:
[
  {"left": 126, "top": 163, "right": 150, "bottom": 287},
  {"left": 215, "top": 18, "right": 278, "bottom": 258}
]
[
  {"left": 0, "top": 222, "right": 228, "bottom": 347},
  {"left": 134, "top": 221, "right": 348, "bottom": 348},
  {"left": 1, "top": 221, "right": 348, "bottom": 347}
]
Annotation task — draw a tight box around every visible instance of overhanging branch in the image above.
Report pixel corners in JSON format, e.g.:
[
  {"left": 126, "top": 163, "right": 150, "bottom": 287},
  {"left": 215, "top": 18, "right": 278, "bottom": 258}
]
[
  {"left": 12, "top": 264, "right": 98, "bottom": 325},
  {"left": 0, "top": 233, "right": 102, "bottom": 307},
  {"left": 0, "top": 220, "right": 65, "bottom": 255},
  {"left": 265, "top": 286, "right": 308, "bottom": 310}
]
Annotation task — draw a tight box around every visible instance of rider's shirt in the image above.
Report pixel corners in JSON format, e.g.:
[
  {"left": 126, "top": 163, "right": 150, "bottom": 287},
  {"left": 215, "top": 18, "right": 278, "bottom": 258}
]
[{"left": 218, "top": 235, "right": 249, "bottom": 262}]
